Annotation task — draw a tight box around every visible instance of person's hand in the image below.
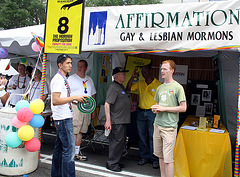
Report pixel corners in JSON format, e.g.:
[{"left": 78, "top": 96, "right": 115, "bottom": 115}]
[
  {"left": 74, "top": 95, "right": 88, "bottom": 103},
  {"left": 132, "top": 68, "right": 139, "bottom": 78},
  {"left": 105, "top": 120, "right": 112, "bottom": 130},
  {"left": 61, "top": 4, "right": 71, "bottom": 10},
  {"left": 12, "top": 84, "right": 16, "bottom": 90},
  {"left": 151, "top": 104, "right": 165, "bottom": 113}
]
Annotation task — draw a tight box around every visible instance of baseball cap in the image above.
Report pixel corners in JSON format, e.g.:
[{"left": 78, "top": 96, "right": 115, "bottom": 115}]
[{"left": 112, "top": 67, "right": 129, "bottom": 76}]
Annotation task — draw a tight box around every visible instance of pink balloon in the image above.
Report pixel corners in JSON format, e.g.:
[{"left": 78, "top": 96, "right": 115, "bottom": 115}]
[
  {"left": 16, "top": 107, "right": 33, "bottom": 122},
  {"left": 12, "top": 116, "right": 28, "bottom": 128},
  {"left": 31, "top": 42, "right": 41, "bottom": 52},
  {"left": 24, "top": 137, "right": 41, "bottom": 152}
]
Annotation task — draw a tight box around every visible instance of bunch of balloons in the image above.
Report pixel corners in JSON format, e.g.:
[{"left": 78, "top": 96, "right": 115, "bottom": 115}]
[{"left": 5, "top": 99, "right": 45, "bottom": 152}]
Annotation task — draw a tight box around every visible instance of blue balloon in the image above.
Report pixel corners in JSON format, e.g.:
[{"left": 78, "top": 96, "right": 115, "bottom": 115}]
[
  {"left": 15, "top": 100, "right": 30, "bottom": 112},
  {"left": 29, "top": 114, "right": 45, "bottom": 128},
  {"left": 5, "top": 132, "right": 22, "bottom": 148}
]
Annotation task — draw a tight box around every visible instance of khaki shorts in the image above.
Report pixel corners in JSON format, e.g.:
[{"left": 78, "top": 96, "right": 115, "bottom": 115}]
[
  {"left": 153, "top": 124, "right": 177, "bottom": 163},
  {"left": 72, "top": 103, "right": 91, "bottom": 134}
]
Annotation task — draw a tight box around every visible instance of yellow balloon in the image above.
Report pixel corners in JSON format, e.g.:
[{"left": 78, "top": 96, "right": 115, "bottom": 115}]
[
  {"left": 18, "top": 125, "right": 34, "bottom": 141},
  {"left": 29, "top": 99, "right": 45, "bottom": 114}
]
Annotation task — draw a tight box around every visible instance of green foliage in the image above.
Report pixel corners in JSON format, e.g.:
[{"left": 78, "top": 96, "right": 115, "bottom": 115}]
[
  {"left": 0, "top": 0, "right": 46, "bottom": 29},
  {"left": 0, "top": 0, "right": 162, "bottom": 29},
  {"left": 85, "top": 0, "right": 162, "bottom": 7}
]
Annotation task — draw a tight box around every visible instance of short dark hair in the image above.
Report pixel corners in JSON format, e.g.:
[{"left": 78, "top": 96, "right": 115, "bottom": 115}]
[
  {"left": 57, "top": 54, "right": 72, "bottom": 66},
  {"left": 18, "top": 64, "right": 26, "bottom": 68},
  {"left": 78, "top": 59, "right": 88, "bottom": 68},
  {"left": 26, "top": 66, "right": 33, "bottom": 74}
]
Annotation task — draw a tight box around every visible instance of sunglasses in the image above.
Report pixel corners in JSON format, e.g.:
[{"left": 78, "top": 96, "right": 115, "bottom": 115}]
[{"left": 57, "top": 54, "right": 71, "bottom": 64}]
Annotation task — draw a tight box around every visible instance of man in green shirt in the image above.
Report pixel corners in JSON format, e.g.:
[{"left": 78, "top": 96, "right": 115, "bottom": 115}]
[{"left": 151, "top": 60, "right": 187, "bottom": 177}]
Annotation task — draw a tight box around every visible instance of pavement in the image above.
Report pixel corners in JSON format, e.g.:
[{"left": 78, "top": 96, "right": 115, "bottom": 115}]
[{"left": 1, "top": 127, "right": 160, "bottom": 177}]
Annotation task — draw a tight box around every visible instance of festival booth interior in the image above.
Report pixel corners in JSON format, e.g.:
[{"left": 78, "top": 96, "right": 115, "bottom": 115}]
[{"left": 0, "top": 24, "right": 238, "bottom": 155}]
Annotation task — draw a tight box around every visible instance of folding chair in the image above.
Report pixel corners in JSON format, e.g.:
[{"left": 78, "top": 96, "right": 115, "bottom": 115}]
[{"left": 80, "top": 105, "right": 108, "bottom": 151}]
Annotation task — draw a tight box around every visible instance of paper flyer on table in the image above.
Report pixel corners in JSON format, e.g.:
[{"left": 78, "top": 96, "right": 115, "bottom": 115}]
[
  {"left": 181, "top": 125, "right": 197, "bottom": 130},
  {"left": 238, "top": 130, "right": 240, "bottom": 145},
  {"left": 209, "top": 129, "right": 225, "bottom": 134}
]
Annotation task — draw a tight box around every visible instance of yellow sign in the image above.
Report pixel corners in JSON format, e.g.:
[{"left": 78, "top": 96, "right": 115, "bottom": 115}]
[
  {"left": 44, "top": 0, "right": 84, "bottom": 54},
  {"left": 123, "top": 56, "right": 151, "bottom": 88},
  {"left": 100, "top": 54, "right": 110, "bottom": 83}
]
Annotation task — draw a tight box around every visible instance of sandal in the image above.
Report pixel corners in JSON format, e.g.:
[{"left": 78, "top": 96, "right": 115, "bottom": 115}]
[{"left": 74, "top": 154, "right": 87, "bottom": 161}]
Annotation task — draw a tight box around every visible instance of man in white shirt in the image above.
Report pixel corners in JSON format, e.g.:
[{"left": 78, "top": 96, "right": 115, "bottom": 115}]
[
  {"left": 68, "top": 60, "right": 96, "bottom": 161},
  {"left": 7, "top": 64, "right": 30, "bottom": 106},
  {"left": 51, "top": 54, "right": 87, "bottom": 177}
]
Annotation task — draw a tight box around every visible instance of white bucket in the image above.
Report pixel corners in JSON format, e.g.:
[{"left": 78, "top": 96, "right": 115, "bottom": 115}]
[{"left": 0, "top": 107, "right": 39, "bottom": 176}]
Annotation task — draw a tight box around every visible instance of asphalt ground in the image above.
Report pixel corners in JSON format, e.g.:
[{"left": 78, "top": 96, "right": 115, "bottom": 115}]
[{"left": 0, "top": 127, "right": 160, "bottom": 177}]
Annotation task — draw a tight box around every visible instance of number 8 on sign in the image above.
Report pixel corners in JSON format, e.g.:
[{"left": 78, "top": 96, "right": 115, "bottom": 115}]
[{"left": 58, "top": 17, "right": 69, "bottom": 34}]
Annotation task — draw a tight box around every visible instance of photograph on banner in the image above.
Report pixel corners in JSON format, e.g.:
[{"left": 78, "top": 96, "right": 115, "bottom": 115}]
[
  {"left": 159, "top": 65, "right": 188, "bottom": 85},
  {"left": 123, "top": 56, "right": 151, "bottom": 90},
  {"left": 100, "top": 54, "right": 110, "bottom": 83},
  {"left": 44, "top": 0, "right": 85, "bottom": 54}
]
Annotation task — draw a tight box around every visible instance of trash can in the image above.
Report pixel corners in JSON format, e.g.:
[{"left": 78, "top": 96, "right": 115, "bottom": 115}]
[{"left": 0, "top": 107, "right": 39, "bottom": 176}]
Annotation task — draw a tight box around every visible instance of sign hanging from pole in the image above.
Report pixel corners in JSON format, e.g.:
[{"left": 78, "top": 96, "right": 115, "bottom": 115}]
[{"left": 44, "top": 0, "right": 85, "bottom": 54}]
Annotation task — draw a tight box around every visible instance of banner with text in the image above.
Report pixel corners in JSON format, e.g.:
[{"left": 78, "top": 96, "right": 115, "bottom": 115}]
[
  {"left": 44, "top": 0, "right": 84, "bottom": 54},
  {"left": 82, "top": 1, "right": 240, "bottom": 51}
]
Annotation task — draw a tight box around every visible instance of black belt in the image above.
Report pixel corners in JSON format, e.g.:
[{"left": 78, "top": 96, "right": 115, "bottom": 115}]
[{"left": 138, "top": 108, "right": 151, "bottom": 111}]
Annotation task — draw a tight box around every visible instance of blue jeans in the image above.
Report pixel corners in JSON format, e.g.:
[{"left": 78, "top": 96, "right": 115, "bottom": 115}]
[
  {"left": 51, "top": 118, "right": 75, "bottom": 177},
  {"left": 137, "top": 110, "right": 158, "bottom": 163}
]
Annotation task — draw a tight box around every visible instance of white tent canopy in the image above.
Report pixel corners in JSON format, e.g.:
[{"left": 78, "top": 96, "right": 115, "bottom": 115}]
[{"left": 0, "top": 59, "right": 18, "bottom": 76}]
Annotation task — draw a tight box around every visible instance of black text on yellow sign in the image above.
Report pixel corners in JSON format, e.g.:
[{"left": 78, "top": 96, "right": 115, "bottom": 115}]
[{"left": 44, "top": 0, "right": 85, "bottom": 54}]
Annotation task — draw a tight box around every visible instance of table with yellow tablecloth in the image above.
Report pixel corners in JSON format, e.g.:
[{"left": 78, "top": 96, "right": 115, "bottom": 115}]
[{"left": 173, "top": 117, "right": 232, "bottom": 177}]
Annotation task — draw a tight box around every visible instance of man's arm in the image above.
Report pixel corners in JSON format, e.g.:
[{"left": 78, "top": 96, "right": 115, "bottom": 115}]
[
  {"left": 151, "top": 101, "right": 187, "bottom": 113},
  {"left": 52, "top": 92, "right": 87, "bottom": 106},
  {"left": 91, "top": 94, "right": 97, "bottom": 120},
  {"left": 104, "top": 102, "right": 111, "bottom": 129},
  {"left": 1, "top": 92, "right": 9, "bottom": 105},
  {"left": 41, "top": 94, "right": 48, "bottom": 102},
  {"left": 126, "top": 68, "right": 138, "bottom": 91}
]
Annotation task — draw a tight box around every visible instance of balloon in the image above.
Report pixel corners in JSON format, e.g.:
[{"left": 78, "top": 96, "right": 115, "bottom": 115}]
[
  {"left": 0, "top": 48, "right": 8, "bottom": 58},
  {"left": 18, "top": 125, "right": 34, "bottom": 141},
  {"left": 15, "top": 100, "right": 30, "bottom": 111},
  {"left": 5, "top": 132, "right": 22, "bottom": 148},
  {"left": 29, "top": 99, "right": 45, "bottom": 114},
  {"left": 24, "top": 137, "right": 41, "bottom": 152},
  {"left": 20, "top": 58, "right": 28, "bottom": 65},
  {"left": 5, "top": 64, "right": 10, "bottom": 70},
  {"left": 31, "top": 42, "right": 41, "bottom": 52},
  {"left": 12, "top": 116, "right": 28, "bottom": 128},
  {"left": 29, "top": 114, "right": 45, "bottom": 128},
  {"left": 16, "top": 107, "right": 33, "bottom": 122}
]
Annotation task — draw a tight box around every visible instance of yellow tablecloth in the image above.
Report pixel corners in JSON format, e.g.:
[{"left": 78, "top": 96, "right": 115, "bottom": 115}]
[{"left": 174, "top": 117, "right": 232, "bottom": 177}]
